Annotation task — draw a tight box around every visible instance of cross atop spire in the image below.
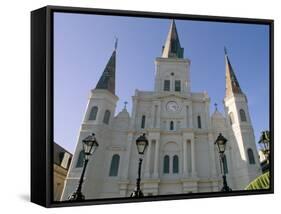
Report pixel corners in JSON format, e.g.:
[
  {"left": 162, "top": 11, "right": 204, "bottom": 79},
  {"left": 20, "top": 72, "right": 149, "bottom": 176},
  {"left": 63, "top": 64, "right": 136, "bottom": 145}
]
[
  {"left": 161, "top": 20, "right": 184, "bottom": 58},
  {"left": 225, "top": 48, "right": 243, "bottom": 97},
  {"left": 95, "top": 47, "right": 116, "bottom": 94},
  {"left": 124, "top": 101, "right": 128, "bottom": 109},
  {"left": 224, "top": 46, "right": 228, "bottom": 56},
  {"left": 214, "top": 103, "right": 218, "bottom": 111}
]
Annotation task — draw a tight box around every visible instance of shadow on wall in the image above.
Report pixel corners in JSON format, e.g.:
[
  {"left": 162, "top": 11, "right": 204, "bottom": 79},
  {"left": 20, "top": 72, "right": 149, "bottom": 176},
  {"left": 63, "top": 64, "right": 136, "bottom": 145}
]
[{"left": 19, "top": 194, "right": 30, "bottom": 202}]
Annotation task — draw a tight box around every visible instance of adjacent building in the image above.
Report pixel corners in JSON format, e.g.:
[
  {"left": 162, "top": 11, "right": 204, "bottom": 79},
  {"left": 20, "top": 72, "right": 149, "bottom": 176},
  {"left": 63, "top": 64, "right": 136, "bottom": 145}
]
[{"left": 53, "top": 142, "right": 72, "bottom": 201}]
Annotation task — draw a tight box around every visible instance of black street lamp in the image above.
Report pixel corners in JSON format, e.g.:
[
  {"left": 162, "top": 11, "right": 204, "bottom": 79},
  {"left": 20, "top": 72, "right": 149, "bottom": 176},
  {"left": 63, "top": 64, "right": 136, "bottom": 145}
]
[
  {"left": 214, "top": 133, "right": 232, "bottom": 192},
  {"left": 68, "top": 133, "right": 99, "bottom": 201},
  {"left": 258, "top": 131, "right": 270, "bottom": 161},
  {"left": 130, "top": 133, "right": 149, "bottom": 198}
]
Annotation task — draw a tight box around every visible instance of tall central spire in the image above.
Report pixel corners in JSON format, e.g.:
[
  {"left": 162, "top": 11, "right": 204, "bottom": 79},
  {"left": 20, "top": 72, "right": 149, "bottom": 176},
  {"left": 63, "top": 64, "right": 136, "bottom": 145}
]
[
  {"left": 161, "top": 20, "right": 184, "bottom": 58},
  {"left": 225, "top": 48, "right": 243, "bottom": 97},
  {"left": 95, "top": 48, "right": 116, "bottom": 94}
]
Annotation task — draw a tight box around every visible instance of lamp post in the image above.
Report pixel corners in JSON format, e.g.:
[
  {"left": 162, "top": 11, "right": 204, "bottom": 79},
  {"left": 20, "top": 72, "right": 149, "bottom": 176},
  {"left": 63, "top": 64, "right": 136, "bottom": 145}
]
[
  {"left": 131, "top": 133, "right": 148, "bottom": 198},
  {"left": 68, "top": 133, "right": 99, "bottom": 201},
  {"left": 214, "top": 133, "right": 232, "bottom": 192},
  {"left": 258, "top": 131, "right": 270, "bottom": 161}
]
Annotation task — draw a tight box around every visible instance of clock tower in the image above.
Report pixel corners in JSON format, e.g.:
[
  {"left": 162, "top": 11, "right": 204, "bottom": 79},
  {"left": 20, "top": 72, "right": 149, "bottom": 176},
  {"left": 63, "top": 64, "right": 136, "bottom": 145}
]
[
  {"left": 127, "top": 20, "right": 207, "bottom": 195},
  {"left": 154, "top": 20, "right": 191, "bottom": 95}
]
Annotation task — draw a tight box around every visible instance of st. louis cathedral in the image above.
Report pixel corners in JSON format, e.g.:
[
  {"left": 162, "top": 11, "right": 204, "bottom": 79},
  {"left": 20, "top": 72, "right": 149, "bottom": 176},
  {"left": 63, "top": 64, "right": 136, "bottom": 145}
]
[{"left": 61, "top": 20, "right": 261, "bottom": 200}]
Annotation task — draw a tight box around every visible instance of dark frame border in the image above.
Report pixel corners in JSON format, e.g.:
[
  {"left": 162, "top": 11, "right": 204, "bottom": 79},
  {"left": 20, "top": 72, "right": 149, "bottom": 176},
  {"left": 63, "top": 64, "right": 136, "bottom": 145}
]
[{"left": 31, "top": 5, "right": 274, "bottom": 208}]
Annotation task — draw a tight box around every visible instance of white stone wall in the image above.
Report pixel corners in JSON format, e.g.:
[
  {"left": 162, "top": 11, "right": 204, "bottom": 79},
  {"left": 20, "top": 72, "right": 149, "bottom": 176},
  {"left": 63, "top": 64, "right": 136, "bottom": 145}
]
[
  {"left": 154, "top": 57, "right": 191, "bottom": 94},
  {"left": 61, "top": 54, "right": 261, "bottom": 200},
  {"left": 224, "top": 94, "right": 261, "bottom": 190}
]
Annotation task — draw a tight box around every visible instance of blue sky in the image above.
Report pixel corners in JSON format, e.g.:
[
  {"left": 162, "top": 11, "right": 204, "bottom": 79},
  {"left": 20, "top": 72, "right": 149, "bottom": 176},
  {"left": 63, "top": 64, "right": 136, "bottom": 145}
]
[{"left": 54, "top": 12, "right": 269, "bottom": 153}]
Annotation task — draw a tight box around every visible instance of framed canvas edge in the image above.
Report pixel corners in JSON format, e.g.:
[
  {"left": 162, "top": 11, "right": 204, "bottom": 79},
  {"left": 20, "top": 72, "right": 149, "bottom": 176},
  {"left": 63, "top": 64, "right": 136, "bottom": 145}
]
[
  {"left": 30, "top": 5, "right": 274, "bottom": 208},
  {"left": 46, "top": 4, "right": 274, "bottom": 24},
  {"left": 31, "top": 6, "right": 48, "bottom": 207}
]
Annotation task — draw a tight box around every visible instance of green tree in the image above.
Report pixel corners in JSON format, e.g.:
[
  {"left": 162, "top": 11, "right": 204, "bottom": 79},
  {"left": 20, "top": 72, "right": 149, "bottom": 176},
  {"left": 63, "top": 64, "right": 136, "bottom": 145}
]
[{"left": 245, "top": 172, "right": 270, "bottom": 190}]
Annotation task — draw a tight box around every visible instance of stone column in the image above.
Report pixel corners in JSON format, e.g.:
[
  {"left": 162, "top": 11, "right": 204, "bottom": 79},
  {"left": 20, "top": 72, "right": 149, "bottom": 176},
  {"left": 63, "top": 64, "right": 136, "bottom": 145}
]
[
  {"left": 191, "top": 138, "right": 197, "bottom": 177},
  {"left": 208, "top": 133, "right": 217, "bottom": 177},
  {"left": 182, "top": 101, "right": 191, "bottom": 129},
  {"left": 130, "top": 97, "right": 137, "bottom": 129},
  {"left": 183, "top": 139, "right": 188, "bottom": 177},
  {"left": 189, "top": 104, "right": 193, "bottom": 128},
  {"left": 144, "top": 139, "right": 152, "bottom": 178},
  {"left": 154, "top": 105, "right": 158, "bottom": 128},
  {"left": 121, "top": 133, "right": 133, "bottom": 179},
  {"left": 186, "top": 106, "right": 189, "bottom": 128},
  {"left": 205, "top": 98, "right": 211, "bottom": 129},
  {"left": 151, "top": 103, "right": 156, "bottom": 128},
  {"left": 153, "top": 139, "right": 159, "bottom": 178},
  {"left": 170, "top": 75, "right": 174, "bottom": 92},
  {"left": 156, "top": 101, "right": 161, "bottom": 128}
]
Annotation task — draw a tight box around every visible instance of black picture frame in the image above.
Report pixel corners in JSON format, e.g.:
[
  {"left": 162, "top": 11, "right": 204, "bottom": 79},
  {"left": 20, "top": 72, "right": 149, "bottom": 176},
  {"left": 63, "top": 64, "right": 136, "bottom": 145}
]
[{"left": 31, "top": 5, "right": 274, "bottom": 208}]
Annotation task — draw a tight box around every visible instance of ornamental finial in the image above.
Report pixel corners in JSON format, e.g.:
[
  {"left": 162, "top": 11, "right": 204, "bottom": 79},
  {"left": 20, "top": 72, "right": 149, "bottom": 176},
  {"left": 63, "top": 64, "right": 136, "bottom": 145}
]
[
  {"left": 214, "top": 103, "right": 218, "bottom": 111},
  {"left": 224, "top": 46, "right": 228, "bottom": 56},
  {"left": 124, "top": 101, "right": 128, "bottom": 109}
]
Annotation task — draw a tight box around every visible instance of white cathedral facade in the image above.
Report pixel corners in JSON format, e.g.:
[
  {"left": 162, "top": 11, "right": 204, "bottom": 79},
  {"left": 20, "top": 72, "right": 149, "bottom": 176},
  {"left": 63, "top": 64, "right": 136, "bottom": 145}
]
[{"left": 61, "top": 20, "right": 261, "bottom": 200}]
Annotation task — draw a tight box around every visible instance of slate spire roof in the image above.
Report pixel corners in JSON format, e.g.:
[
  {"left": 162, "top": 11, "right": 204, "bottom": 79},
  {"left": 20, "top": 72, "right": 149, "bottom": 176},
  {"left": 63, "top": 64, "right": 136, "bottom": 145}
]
[
  {"left": 95, "top": 49, "right": 116, "bottom": 94},
  {"left": 161, "top": 20, "right": 184, "bottom": 58},
  {"left": 225, "top": 48, "right": 243, "bottom": 97}
]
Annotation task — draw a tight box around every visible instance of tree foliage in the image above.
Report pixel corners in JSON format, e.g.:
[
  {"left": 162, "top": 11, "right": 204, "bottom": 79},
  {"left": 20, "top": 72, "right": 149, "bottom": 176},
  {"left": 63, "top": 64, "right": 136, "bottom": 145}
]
[{"left": 245, "top": 172, "right": 270, "bottom": 190}]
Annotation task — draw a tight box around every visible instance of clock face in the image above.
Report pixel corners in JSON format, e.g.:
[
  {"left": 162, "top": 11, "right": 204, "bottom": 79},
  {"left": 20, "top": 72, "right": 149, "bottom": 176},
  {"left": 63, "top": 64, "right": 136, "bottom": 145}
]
[{"left": 166, "top": 101, "right": 179, "bottom": 112}]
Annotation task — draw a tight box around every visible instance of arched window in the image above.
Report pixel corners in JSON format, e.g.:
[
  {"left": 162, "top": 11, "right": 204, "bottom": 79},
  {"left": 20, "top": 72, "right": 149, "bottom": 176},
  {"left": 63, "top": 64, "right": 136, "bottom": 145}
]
[
  {"left": 89, "top": 106, "right": 98, "bottom": 120},
  {"left": 240, "top": 109, "right": 247, "bottom": 122},
  {"left": 173, "top": 155, "right": 179, "bottom": 173},
  {"left": 103, "top": 110, "right": 111, "bottom": 124},
  {"left": 247, "top": 148, "right": 255, "bottom": 164},
  {"left": 164, "top": 80, "right": 170, "bottom": 91},
  {"left": 109, "top": 154, "right": 120, "bottom": 176},
  {"left": 222, "top": 155, "right": 228, "bottom": 174},
  {"left": 229, "top": 112, "right": 235, "bottom": 125},
  {"left": 163, "top": 155, "right": 170, "bottom": 174},
  {"left": 175, "top": 80, "right": 181, "bottom": 92},
  {"left": 197, "top": 115, "right": 202, "bottom": 129},
  {"left": 141, "top": 115, "right": 146, "bottom": 129},
  {"left": 76, "top": 150, "right": 84, "bottom": 168},
  {"left": 170, "top": 121, "right": 174, "bottom": 130}
]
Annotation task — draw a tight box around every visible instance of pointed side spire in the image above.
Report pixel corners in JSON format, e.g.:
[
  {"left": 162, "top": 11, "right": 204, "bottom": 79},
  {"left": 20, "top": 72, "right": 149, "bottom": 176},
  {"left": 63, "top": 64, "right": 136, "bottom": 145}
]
[
  {"left": 95, "top": 49, "right": 116, "bottom": 94},
  {"left": 114, "top": 37, "right": 118, "bottom": 51},
  {"left": 225, "top": 48, "right": 243, "bottom": 97},
  {"left": 162, "top": 20, "right": 184, "bottom": 58}
]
